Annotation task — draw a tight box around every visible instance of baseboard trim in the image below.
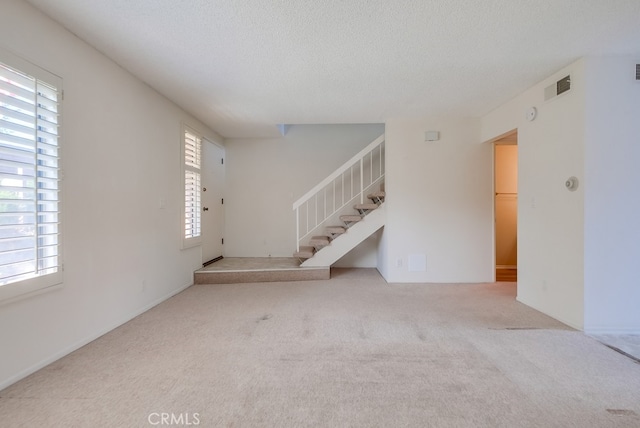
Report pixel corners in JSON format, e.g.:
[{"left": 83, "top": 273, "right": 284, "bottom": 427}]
[
  {"left": 0, "top": 281, "right": 193, "bottom": 391},
  {"left": 515, "top": 295, "right": 582, "bottom": 331}
]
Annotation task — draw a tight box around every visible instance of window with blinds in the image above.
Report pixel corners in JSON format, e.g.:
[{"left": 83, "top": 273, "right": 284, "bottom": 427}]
[
  {"left": 183, "top": 128, "right": 201, "bottom": 246},
  {"left": 0, "top": 52, "right": 62, "bottom": 299}
]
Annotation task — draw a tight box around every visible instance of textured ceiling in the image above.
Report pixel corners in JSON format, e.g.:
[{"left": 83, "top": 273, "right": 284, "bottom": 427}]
[{"left": 25, "top": 0, "right": 640, "bottom": 138}]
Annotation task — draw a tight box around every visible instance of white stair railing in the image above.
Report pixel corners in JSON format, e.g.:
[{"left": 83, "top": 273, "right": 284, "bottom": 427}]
[{"left": 293, "top": 134, "right": 385, "bottom": 251}]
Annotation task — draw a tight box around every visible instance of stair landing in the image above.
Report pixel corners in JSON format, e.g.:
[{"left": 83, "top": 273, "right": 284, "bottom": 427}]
[{"left": 194, "top": 257, "right": 330, "bottom": 284}]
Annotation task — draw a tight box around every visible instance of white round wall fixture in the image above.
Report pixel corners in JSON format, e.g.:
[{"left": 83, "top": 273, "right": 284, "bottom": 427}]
[
  {"left": 526, "top": 107, "right": 537, "bottom": 121},
  {"left": 565, "top": 176, "right": 579, "bottom": 191}
]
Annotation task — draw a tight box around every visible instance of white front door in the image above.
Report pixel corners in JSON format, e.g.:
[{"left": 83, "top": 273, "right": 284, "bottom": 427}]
[{"left": 201, "top": 139, "right": 225, "bottom": 264}]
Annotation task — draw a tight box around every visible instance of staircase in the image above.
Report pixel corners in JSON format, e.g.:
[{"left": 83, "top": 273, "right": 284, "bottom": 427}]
[
  {"left": 294, "top": 191, "right": 385, "bottom": 266},
  {"left": 292, "top": 135, "right": 385, "bottom": 267}
]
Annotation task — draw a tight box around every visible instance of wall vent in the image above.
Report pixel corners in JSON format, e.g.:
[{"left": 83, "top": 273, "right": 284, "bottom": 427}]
[
  {"left": 544, "top": 75, "right": 571, "bottom": 101},
  {"left": 556, "top": 75, "right": 571, "bottom": 95},
  {"left": 636, "top": 64, "right": 640, "bottom": 80}
]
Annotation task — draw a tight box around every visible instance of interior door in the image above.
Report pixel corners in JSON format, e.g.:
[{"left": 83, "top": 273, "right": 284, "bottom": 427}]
[{"left": 201, "top": 139, "right": 225, "bottom": 264}]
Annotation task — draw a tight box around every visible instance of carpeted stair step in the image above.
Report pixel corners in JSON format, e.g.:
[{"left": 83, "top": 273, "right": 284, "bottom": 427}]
[
  {"left": 367, "top": 190, "right": 385, "bottom": 204},
  {"left": 340, "top": 214, "right": 362, "bottom": 227},
  {"left": 326, "top": 226, "right": 346, "bottom": 238},
  {"left": 354, "top": 203, "right": 379, "bottom": 215},
  {"left": 309, "top": 235, "right": 330, "bottom": 249},
  {"left": 293, "top": 246, "right": 315, "bottom": 259}
]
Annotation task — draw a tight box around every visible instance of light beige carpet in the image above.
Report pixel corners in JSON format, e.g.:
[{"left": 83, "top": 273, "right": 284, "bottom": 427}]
[{"left": 1, "top": 268, "right": 640, "bottom": 427}]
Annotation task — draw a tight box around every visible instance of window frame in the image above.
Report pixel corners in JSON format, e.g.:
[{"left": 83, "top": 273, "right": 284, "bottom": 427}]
[
  {"left": 181, "top": 124, "right": 202, "bottom": 249},
  {"left": 0, "top": 48, "right": 63, "bottom": 303}
]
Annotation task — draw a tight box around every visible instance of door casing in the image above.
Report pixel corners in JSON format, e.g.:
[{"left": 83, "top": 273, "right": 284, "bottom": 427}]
[{"left": 201, "top": 139, "right": 225, "bottom": 264}]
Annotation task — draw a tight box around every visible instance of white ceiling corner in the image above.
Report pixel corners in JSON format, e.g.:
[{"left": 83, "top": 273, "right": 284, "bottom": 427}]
[{"left": 24, "top": 0, "right": 640, "bottom": 138}]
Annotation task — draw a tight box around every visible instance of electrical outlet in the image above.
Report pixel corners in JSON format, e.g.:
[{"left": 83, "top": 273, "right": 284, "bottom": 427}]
[{"left": 395, "top": 258, "right": 403, "bottom": 268}]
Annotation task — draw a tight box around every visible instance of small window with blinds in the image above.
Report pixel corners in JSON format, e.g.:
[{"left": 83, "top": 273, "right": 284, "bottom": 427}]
[
  {"left": 0, "top": 50, "right": 62, "bottom": 301},
  {"left": 183, "top": 126, "right": 201, "bottom": 247}
]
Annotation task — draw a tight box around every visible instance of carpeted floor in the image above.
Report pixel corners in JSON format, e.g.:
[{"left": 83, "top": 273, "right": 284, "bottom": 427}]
[{"left": 1, "top": 268, "right": 639, "bottom": 427}]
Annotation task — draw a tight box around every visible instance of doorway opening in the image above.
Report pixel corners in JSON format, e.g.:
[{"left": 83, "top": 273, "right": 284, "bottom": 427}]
[{"left": 494, "top": 131, "right": 518, "bottom": 282}]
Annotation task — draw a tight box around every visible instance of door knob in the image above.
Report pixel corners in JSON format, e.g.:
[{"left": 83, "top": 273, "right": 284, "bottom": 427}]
[{"left": 203, "top": 207, "right": 209, "bottom": 211}]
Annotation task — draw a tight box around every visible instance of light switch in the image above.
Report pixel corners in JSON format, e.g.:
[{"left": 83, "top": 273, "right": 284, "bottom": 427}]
[{"left": 425, "top": 131, "right": 440, "bottom": 141}]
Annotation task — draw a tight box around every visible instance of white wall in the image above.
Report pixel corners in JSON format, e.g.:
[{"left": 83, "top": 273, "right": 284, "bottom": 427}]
[
  {"left": 377, "top": 225, "right": 389, "bottom": 277},
  {"left": 223, "top": 124, "right": 384, "bottom": 262},
  {"left": 583, "top": 56, "right": 640, "bottom": 333},
  {"left": 0, "top": 0, "right": 222, "bottom": 389},
  {"left": 383, "top": 118, "right": 494, "bottom": 283},
  {"left": 481, "top": 59, "right": 586, "bottom": 329},
  {"left": 334, "top": 233, "right": 380, "bottom": 268}
]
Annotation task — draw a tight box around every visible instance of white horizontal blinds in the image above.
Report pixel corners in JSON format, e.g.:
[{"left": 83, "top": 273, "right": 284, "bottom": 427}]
[
  {"left": 35, "top": 80, "right": 60, "bottom": 275},
  {"left": 0, "top": 62, "right": 60, "bottom": 286},
  {"left": 184, "top": 171, "right": 201, "bottom": 238},
  {"left": 184, "top": 130, "right": 201, "bottom": 169},
  {"left": 184, "top": 130, "right": 201, "bottom": 240}
]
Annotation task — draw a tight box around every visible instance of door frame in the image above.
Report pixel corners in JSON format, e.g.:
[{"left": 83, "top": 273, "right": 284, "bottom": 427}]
[{"left": 487, "top": 129, "right": 518, "bottom": 281}]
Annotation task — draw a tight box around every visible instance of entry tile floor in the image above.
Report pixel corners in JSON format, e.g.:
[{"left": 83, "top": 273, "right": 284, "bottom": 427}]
[
  {"left": 198, "top": 257, "right": 303, "bottom": 272},
  {"left": 591, "top": 334, "right": 640, "bottom": 362}
]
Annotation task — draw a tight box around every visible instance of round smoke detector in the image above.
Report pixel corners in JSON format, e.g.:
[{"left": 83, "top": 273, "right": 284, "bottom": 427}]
[{"left": 526, "top": 107, "right": 537, "bottom": 121}]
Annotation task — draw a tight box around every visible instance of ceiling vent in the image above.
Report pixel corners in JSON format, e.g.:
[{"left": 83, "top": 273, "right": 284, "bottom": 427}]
[
  {"left": 544, "top": 75, "right": 571, "bottom": 101},
  {"left": 636, "top": 64, "right": 640, "bottom": 80}
]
